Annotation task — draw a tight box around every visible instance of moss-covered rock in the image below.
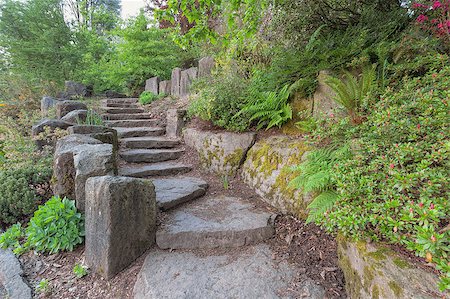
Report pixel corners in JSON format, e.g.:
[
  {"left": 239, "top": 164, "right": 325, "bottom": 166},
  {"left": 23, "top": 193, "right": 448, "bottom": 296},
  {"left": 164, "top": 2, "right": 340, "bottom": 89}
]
[
  {"left": 183, "top": 128, "right": 256, "bottom": 176},
  {"left": 337, "top": 236, "right": 449, "bottom": 299},
  {"left": 241, "top": 136, "right": 310, "bottom": 217}
]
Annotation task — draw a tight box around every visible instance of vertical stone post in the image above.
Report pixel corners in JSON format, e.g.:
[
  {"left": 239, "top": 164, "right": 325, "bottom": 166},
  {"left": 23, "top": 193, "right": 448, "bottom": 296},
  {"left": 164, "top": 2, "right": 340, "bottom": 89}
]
[
  {"left": 85, "top": 176, "right": 157, "bottom": 280},
  {"left": 171, "top": 67, "right": 182, "bottom": 97},
  {"left": 159, "top": 80, "right": 171, "bottom": 95},
  {"left": 180, "top": 67, "right": 198, "bottom": 98},
  {"left": 145, "top": 77, "right": 160, "bottom": 95},
  {"left": 166, "top": 109, "right": 187, "bottom": 139},
  {"left": 198, "top": 56, "right": 215, "bottom": 78}
]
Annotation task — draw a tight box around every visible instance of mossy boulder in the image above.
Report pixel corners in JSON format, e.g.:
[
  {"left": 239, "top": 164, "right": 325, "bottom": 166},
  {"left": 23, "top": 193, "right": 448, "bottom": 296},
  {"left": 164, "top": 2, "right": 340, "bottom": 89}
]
[
  {"left": 337, "top": 236, "right": 449, "bottom": 299},
  {"left": 183, "top": 128, "right": 256, "bottom": 176},
  {"left": 241, "top": 136, "right": 311, "bottom": 217}
]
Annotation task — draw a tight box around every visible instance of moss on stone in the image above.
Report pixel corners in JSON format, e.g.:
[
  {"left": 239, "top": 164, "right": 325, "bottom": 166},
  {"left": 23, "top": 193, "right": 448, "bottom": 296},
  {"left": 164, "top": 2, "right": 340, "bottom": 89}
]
[
  {"left": 388, "top": 281, "right": 403, "bottom": 297},
  {"left": 338, "top": 255, "right": 363, "bottom": 298},
  {"left": 363, "top": 266, "right": 375, "bottom": 291},
  {"left": 393, "top": 257, "right": 410, "bottom": 269},
  {"left": 367, "top": 247, "right": 390, "bottom": 261},
  {"left": 372, "top": 285, "right": 380, "bottom": 299}
]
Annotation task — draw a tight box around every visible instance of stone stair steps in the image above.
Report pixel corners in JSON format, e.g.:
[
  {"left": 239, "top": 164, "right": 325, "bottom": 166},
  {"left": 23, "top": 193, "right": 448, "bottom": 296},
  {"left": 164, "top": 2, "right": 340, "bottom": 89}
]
[
  {"left": 114, "top": 127, "right": 165, "bottom": 138},
  {"left": 120, "top": 148, "right": 185, "bottom": 163},
  {"left": 102, "top": 98, "right": 138, "bottom": 105},
  {"left": 103, "top": 103, "right": 139, "bottom": 108},
  {"left": 156, "top": 196, "right": 275, "bottom": 250},
  {"left": 105, "top": 119, "right": 160, "bottom": 128},
  {"left": 118, "top": 162, "right": 192, "bottom": 177},
  {"left": 153, "top": 177, "right": 208, "bottom": 211},
  {"left": 103, "top": 113, "right": 152, "bottom": 121},
  {"left": 102, "top": 107, "right": 145, "bottom": 114},
  {"left": 120, "top": 136, "right": 180, "bottom": 149}
]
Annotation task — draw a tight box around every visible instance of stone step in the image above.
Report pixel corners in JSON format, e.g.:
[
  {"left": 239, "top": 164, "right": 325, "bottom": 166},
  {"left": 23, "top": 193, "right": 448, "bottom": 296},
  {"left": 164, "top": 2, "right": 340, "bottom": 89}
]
[
  {"left": 103, "top": 113, "right": 152, "bottom": 121},
  {"left": 133, "top": 245, "right": 325, "bottom": 299},
  {"left": 102, "top": 107, "right": 145, "bottom": 114},
  {"left": 105, "top": 119, "right": 160, "bottom": 128},
  {"left": 156, "top": 196, "right": 275, "bottom": 250},
  {"left": 119, "top": 162, "right": 192, "bottom": 177},
  {"left": 120, "top": 148, "right": 184, "bottom": 163},
  {"left": 153, "top": 177, "right": 208, "bottom": 211},
  {"left": 120, "top": 137, "right": 180, "bottom": 149},
  {"left": 114, "top": 127, "right": 165, "bottom": 138},
  {"left": 102, "top": 98, "right": 138, "bottom": 105},
  {"left": 103, "top": 103, "right": 139, "bottom": 108}
]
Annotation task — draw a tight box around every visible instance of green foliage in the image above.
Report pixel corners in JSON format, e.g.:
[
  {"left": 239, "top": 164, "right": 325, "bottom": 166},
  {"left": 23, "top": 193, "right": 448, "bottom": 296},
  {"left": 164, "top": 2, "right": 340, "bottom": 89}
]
[
  {"left": 289, "top": 146, "right": 352, "bottom": 223},
  {"left": 73, "top": 263, "right": 88, "bottom": 278},
  {"left": 235, "top": 84, "right": 292, "bottom": 130},
  {"left": 0, "top": 223, "right": 24, "bottom": 250},
  {"left": 36, "top": 278, "right": 51, "bottom": 294},
  {"left": 139, "top": 91, "right": 158, "bottom": 105},
  {"left": 0, "top": 166, "right": 52, "bottom": 225},
  {"left": 24, "top": 196, "right": 84, "bottom": 254},
  {"left": 78, "top": 110, "right": 104, "bottom": 126}
]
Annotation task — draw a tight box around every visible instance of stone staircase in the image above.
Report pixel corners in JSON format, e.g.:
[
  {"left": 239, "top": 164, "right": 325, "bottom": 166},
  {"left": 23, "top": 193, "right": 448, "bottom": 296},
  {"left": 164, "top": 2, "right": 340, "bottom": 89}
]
[{"left": 100, "top": 98, "right": 325, "bottom": 299}]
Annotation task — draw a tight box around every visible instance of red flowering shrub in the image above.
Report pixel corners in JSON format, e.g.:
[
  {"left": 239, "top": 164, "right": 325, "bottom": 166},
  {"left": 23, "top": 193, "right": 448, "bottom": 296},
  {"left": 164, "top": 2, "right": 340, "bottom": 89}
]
[{"left": 413, "top": 1, "right": 450, "bottom": 43}]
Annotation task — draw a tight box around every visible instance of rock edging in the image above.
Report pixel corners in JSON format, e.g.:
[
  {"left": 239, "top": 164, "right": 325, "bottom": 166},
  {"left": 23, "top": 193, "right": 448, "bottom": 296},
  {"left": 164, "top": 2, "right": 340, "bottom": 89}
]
[{"left": 0, "top": 248, "right": 32, "bottom": 299}]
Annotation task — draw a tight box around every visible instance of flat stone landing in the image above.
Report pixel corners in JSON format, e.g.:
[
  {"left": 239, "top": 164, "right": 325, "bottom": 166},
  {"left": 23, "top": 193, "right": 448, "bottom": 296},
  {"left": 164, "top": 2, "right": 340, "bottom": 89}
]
[
  {"left": 156, "top": 196, "right": 276, "bottom": 249},
  {"left": 133, "top": 245, "right": 326, "bottom": 299}
]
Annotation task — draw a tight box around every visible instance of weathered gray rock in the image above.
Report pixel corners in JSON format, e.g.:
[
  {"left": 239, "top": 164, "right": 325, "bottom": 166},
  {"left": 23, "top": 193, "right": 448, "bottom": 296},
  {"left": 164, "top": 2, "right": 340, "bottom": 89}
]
[
  {"left": 85, "top": 176, "right": 157, "bottom": 280},
  {"left": 41, "top": 96, "right": 59, "bottom": 117},
  {"left": 68, "top": 125, "right": 118, "bottom": 151},
  {"left": 198, "top": 56, "right": 215, "bottom": 78},
  {"left": 114, "top": 127, "right": 165, "bottom": 138},
  {"left": 170, "top": 67, "right": 182, "bottom": 96},
  {"left": 338, "top": 237, "right": 450, "bottom": 299},
  {"left": 61, "top": 109, "right": 87, "bottom": 124},
  {"left": 159, "top": 80, "right": 171, "bottom": 95},
  {"left": 145, "top": 77, "right": 160, "bottom": 94},
  {"left": 103, "top": 107, "right": 144, "bottom": 114},
  {"left": 52, "top": 134, "right": 102, "bottom": 199},
  {"left": 31, "top": 118, "right": 73, "bottom": 150},
  {"left": 180, "top": 67, "right": 198, "bottom": 97},
  {"left": 65, "top": 81, "right": 91, "bottom": 98},
  {"left": 312, "top": 70, "right": 341, "bottom": 119},
  {"left": 0, "top": 248, "right": 32, "bottom": 299},
  {"left": 73, "top": 144, "right": 117, "bottom": 211},
  {"left": 153, "top": 177, "right": 208, "bottom": 210},
  {"left": 183, "top": 128, "right": 256, "bottom": 176},
  {"left": 156, "top": 196, "right": 275, "bottom": 249},
  {"left": 105, "top": 119, "right": 159, "bottom": 128},
  {"left": 120, "top": 136, "right": 179, "bottom": 149},
  {"left": 103, "top": 113, "right": 151, "bottom": 120},
  {"left": 119, "top": 162, "right": 192, "bottom": 178},
  {"left": 241, "top": 136, "right": 311, "bottom": 217},
  {"left": 120, "top": 148, "right": 184, "bottom": 163},
  {"left": 133, "top": 244, "right": 325, "bottom": 299},
  {"left": 104, "top": 90, "right": 127, "bottom": 98},
  {"left": 166, "top": 109, "right": 186, "bottom": 138},
  {"left": 56, "top": 101, "right": 88, "bottom": 119}
]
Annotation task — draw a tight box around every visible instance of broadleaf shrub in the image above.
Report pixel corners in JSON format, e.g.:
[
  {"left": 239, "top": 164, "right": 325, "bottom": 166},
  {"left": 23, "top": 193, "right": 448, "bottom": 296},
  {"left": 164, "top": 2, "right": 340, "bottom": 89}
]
[{"left": 139, "top": 91, "right": 158, "bottom": 105}]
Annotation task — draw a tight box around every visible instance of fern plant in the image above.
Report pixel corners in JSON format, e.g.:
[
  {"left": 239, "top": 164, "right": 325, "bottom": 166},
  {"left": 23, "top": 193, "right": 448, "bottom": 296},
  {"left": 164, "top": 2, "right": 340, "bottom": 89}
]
[
  {"left": 289, "top": 145, "right": 352, "bottom": 223},
  {"left": 325, "top": 65, "right": 377, "bottom": 124},
  {"left": 234, "top": 84, "right": 292, "bottom": 130}
]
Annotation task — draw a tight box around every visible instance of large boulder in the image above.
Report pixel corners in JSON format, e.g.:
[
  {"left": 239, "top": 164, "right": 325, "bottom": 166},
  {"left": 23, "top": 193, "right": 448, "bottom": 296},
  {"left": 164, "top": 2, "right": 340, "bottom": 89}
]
[
  {"left": 73, "top": 144, "right": 117, "bottom": 211},
  {"left": 145, "top": 77, "right": 159, "bottom": 95},
  {"left": 180, "top": 67, "right": 198, "bottom": 97},
  {"left": 56, "top": 101, "right": 87, "bottom": 119},
  {"left": 159, "top": 80, "right": 171, "bottom": 95},
  {"left": 52, "top": 134, "right": 102, "bottom": 200},
  {"left": 61, "top": 109, "right": 87, "bottom": 124},
  {"left": 68, "top": 125, "right": 118, "bottom": 152},
  {"left": 198, "top": 56, "right": 215, "bottom": 78},
  {"left": 40, "top": 96, "right": 60, "bottom": 117},
  {"left": 337, "top": 237, "right": 450, "bottom": 299},
  {"left": 0, "top": 247, "right": 32, "bottom": 299},
  {"left": 183, "top": 128, "right": 256, "bottom": 176},
  {"left": 64, "top": 81, "right": 92, "bottom": 98},
  {"left": 31, "top": 118, "right": 73, "bottom": 150},
  {"left": 241, "top": 136, "right": 311, "bottom": 217},
  {"left": 170, "top": 67, "right": 182, "bottom": 97},
  {"left": 85, "top": 176, "right": 157, "bottom": 280},
  {"left": 166, "top": 109, "right": 186, "bottom": 138}
]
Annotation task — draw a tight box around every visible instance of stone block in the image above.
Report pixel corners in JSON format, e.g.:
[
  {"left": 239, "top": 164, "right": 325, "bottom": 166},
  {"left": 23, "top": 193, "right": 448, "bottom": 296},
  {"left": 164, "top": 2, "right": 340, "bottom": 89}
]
[
  {"left": 56, "top": 101, "right": 88, "bottom": 119},
  {"left": 61, "top": 109, "right": 87, "bottom": 124},
  {"left": 85, "top": 176, "right": 157, "bottom": 280},
  {"left": 198, "top": 56, "right": 215, "bottom": 78},
  {"left": 166, "top": 109, "right": 186, "bottom": 138},
  {"left": 65, "top": 81, "right": 92, "bottom": 98},
  {"left": 180, "top": 67, "right": 198, "bottom": 97},
  {"left": 68, "top": 125, "right": 118, "bottom": 152},
  {"left": 159, "top": 80, "right": 171, "bottom": 95},
  {"left": 0, "top": 248, "right": 32, "bottom": 299},
  {"left": 145, "top": 77, "right": 159, "bottom": 95},
  {"left": 41, "top": 96, "right": 59, "bottom": 117},
  {"left": 170, "top": 67, "right": 182, "bottom": 96}
]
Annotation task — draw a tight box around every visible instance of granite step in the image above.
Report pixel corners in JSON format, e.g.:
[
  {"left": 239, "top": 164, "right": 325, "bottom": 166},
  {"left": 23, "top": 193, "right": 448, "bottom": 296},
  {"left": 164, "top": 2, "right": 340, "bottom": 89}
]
[
  {"left": 156, "top": 196, "right": 275, "bottom": 250},
  {"left": 102, "top": 107, "right": 145, "bottom": 114},
  {"left": 102, "top": 98, "right": 138, "bottom": 105},
  {"left": 119, "top": 162, "right": 192, "bottom": 177},
  {"left": 103, "top": 113, "right": 152, "bottom": 121},
  {"left": 105, "top": 119, "right": 160, "bottom": 128},
  {"left": 120, "top": 148, "right": 184, "bottom": 163},
  {"left": 120, "top": 136, "right": 180, "bottom": 149},
  {"left": 153, "top": 177, "right": 208, "bottom": 211},
  {"left": 114, "top": 127, "right": 165, "bottom": 138},
  {"left": 102, "top": 103, "right": 139, "bottom": 108}
]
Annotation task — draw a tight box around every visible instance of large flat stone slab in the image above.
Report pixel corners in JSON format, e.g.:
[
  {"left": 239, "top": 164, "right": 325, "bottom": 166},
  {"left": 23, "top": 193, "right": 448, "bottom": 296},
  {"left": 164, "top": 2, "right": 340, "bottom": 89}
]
[
  {"left": 114, "top": 127, "right": 165, "bottom": 138},
  {"left": 102, "top": 107, "right": 144, "bottom": 114},
  {"left": 153, "top": 177, "right": 208, "bottom": 210},
  {"left": 120, "top": 148, "right": 184, "bottom": 163},
  {"left": 120, "top": 137, "right": 180, "bottom": 149},
  {"left": 103, "top": 113, "right": 152, "bottom": 120},
  {"left": 105, "top": 119, "right": 159, "bottom": 128},
  {"left": 119, "top": 162, "right": 192, "bottom": 177},
  {"left": 156, "top": 196, "right": 275, "bottom": 249},
  {"left": 0, "top": 248, "right": 32, "bottom": 299},
  {"left": 133, "top": 244, "right": 325, "bottom": 299},
  {"left": 102, "top": 98, "right": 138, "bottom": 105}
]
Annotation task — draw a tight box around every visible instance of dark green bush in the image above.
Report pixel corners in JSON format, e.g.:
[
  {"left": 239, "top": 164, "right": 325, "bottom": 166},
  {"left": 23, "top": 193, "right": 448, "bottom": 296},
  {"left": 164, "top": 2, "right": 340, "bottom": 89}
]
[{"left": 0, "top": 166, "right": 52, "bottom": 225}]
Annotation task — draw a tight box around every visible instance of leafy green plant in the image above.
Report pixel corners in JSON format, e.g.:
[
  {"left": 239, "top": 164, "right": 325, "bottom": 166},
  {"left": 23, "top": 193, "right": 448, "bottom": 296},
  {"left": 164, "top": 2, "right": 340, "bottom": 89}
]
[
  {"left": 325, "top": 65, "right": 377, "bottom": 123},
  {"left": 24, "top": 196, "right": 84, "bottom": 254},
  {"left": 36, "top": 278, "right": 50, "bottom": 294},
  {"left": 0, "top": 223, "right": 23, "bottom": 250},
  {"left": 235, "top": 84, "right": 292, "bottom": 130},
  {"left": 78, "top": 110, "right": 104, "bottom": 126},
  {"left": 73, "top": 263, "right": 88, "bottom": 278},
  {"left": 222, "top": 175, "right": 229, "bottom": 190},
  {"left": 139, "top": 91, "right": 158, "bottom": 105}
]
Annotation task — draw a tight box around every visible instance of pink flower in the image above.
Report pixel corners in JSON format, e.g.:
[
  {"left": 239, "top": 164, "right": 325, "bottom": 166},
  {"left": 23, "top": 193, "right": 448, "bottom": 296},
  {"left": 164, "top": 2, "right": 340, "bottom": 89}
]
[
  {"left": 430, "top": 203, "right": 435, "bottom": 209},
  {"left": 417, "top": 14, "right": 429, "bottom": 23},
  {"left": 431, "top": 18, "right": 439, "bottom": 24},
  {"left": 431, "top": 235, "right": 437, "bottom": 242},
  {"left": 419, "top": 202, "right": 424, "bottom": 208},
  {"left": 412, "top": 2, "right": 427, "bottom": 8},
  {"left": 432, "top": 1, "right": 442, "bottom": 9},
  {"left": 417, "top": 124, "right": 421, "bottom": 130},
  {"left": 389, "top": 163, "right": 395, "bottom": 169}
]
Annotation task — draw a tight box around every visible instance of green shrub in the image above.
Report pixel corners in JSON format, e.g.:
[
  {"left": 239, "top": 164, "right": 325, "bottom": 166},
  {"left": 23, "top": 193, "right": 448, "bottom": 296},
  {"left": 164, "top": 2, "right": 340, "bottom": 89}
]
[
  {"left": 73, "top": 263, "right": 88, "bottom": 278},
  {"left": 0, "top": 223, "right": 23, "bottom": 250},
  {"left": 139, "top": 91, "right": 158, "bottom": 105},
  {"left": 24, "top": 196, "right": 84, "bottom": 254},
  {"left": 0, "top": 166, "right": 52, "bottom": 225},
  {"left": 78, "top": 110, "right": 104, "bottom": 126}
]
